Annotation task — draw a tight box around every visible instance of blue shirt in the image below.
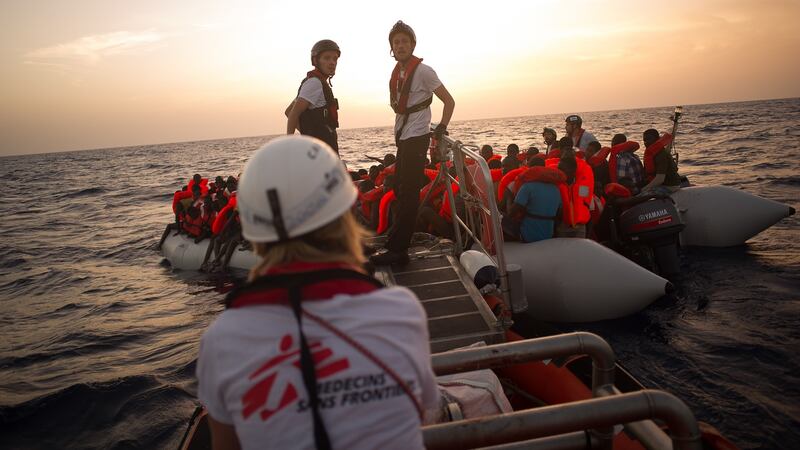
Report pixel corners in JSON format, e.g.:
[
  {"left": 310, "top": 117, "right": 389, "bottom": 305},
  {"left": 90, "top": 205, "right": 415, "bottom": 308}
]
[{"left": 514, "top": 182, "right": 562, "bottom": 242}]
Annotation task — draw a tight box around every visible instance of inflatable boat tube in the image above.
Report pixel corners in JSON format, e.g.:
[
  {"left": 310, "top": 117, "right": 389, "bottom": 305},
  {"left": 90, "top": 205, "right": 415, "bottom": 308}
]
[
  {"left": 501, "top": 239, "right": 671, "bottom": 323},
  {"left": 671, "top": 186, "right": 794, "bottom": 247},
  {"left": 160, "top": 233, "right": 260, "bottom": 271}
]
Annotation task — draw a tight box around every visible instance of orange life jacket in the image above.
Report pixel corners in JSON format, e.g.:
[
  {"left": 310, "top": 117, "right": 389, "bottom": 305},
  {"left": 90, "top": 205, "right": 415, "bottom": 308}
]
[
  {"left": 374, "top": 164, "right": 396, "bottom": 187},
  {"left": 439, "top": 183, "right": 460, "bottom": 222},
  {"left": 359, "top": 187, "right": 385, "bottom": 220},
  {"left": 172, "top": 190, "right": 193, "bottom": 213},
  {"left": 390, "top": 56, "right": 427, "bottom": 114},
  {"left": 543, "top": 158, "right": 593, "bottom": 226},
  {"left": 182, "top": 213, "right": 204, "bottom": 237},
  {"left": 587, "top": 147, "right": 611, "bottom": 168},
  {"left": 498, "top": 167, "right": 527, "bottom": 202},
  {"left": 643, "top": 133, "right": 674, "bottom": 182},
  {"left": 377, "top": 190, "right": 397, "bottom": 234},
  {"left": 187, "top": 178, "right": 209, "bottom": 196},
  {"left": 607, "top": 141, "right": 641, "bottom": 184}
]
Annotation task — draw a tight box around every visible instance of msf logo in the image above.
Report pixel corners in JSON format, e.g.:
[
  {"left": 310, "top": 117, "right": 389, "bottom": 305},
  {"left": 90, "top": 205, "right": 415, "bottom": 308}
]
[{"left": 241, "top": 334, "right": 349, "bottom": 422}]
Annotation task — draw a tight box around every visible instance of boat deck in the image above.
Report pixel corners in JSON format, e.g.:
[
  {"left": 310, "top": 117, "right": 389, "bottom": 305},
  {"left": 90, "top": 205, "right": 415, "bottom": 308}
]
[{"left": 372, "top": 250, "right": 504, "bottom": 353}]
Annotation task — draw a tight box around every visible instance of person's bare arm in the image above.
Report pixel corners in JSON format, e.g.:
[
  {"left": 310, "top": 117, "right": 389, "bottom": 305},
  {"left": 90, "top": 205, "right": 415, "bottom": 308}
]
[
  {"left": 208, "top": 415, "right": 241, "bottom": 450},
  {"left": 642, "top": 173, "right": 665, "bottom": 192},
  {"left": 433, "top": 85, "right": 455, "bottom": 128},
  {"left": 286, "top": 98, "right": 311, "bottom": 134}
]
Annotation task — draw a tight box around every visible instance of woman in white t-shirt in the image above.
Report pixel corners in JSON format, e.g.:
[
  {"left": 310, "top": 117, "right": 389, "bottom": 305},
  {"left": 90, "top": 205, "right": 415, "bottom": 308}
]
[
  {"left": 285, "top": 40, "right": 342, "bottom": 153},
  {"left": 197, "top": 135, "right": 439, "bottom": 450}
]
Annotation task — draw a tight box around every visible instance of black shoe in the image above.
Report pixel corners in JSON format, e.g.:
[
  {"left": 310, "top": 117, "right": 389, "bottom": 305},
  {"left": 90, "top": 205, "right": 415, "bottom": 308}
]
[
  {"left": 369, "top": 250, "right": 409, "bottom": 266},
  {"left": 362, "top": 244, "right": 379, "bottom": 256}
]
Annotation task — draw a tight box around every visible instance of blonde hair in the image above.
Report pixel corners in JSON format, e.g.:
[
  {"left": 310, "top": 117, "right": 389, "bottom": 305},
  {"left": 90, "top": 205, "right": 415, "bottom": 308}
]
[{"left": 248, "top": 210, "right": 369, "bottom": 281}]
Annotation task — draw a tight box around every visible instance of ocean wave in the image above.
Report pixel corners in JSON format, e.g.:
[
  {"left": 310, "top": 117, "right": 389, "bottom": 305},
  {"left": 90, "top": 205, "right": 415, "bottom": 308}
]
[{"left": 57, "top": 187, "right": 107, "bottom": 199}]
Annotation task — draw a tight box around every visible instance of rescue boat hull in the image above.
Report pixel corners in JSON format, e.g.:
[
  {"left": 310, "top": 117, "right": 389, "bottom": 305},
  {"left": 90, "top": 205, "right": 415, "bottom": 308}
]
[
  {"left": 672, "top": 185, "right": 794, "bottom": 247},
  {"left": 502, "top": 239, "right": 671, "bottom": 323},
  {"left": 160, "top": 233, "right": 259, "bottom": 271}
]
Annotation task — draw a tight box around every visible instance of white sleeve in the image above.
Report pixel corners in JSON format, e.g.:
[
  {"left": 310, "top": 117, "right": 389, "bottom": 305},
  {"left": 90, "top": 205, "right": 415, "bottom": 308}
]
[
  {"left": 197, "top": 326, "right": 234, "bottom": 424},
  {"left": 420, "top": 64, "right": 443, "bottom": 94},
  {"left": 297, "top": 77, "right": 326, "bottom": 108}
]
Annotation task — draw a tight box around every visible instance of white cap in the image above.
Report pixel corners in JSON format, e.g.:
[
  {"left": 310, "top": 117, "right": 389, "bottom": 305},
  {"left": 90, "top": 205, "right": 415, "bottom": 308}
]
[{"left": 237, "top": 135, "right": 357, "bottom": 243}]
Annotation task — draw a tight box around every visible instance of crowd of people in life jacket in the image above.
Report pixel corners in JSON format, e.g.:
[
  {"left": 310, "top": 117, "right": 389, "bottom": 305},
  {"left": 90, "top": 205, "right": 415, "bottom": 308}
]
[
  {"left": 348, "top": 113, "right": 681, "bottom": 247},
  {"left": 157, "top": 173, "right": 245, "bottom": 272}
]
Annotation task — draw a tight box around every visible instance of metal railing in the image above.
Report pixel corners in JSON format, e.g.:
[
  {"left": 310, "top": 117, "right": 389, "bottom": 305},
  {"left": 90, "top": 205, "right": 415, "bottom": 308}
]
[
  {"left": 431, "top": 130, "right": 519, "bottom": 313},
  {"left": 425, "top": 333, "right": 702, "bottom": 450}
]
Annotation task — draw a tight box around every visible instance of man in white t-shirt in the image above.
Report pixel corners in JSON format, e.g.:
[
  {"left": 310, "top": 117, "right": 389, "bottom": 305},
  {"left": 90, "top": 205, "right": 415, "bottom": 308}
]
[
  {"left": 564, "top": 114, "right": 597, "bottom": 152},
  {"left": 286, "top": 40, "right": 341, "bottom": 153},
  {"left": 370, "top": 21, "right": 456, "bottom": 266}
]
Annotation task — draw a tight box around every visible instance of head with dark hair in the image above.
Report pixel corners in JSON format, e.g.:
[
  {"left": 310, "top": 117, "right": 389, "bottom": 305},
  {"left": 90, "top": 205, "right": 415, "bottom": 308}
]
[
  {"left": 226, "top": 176, "right": 237, "bottom": 191},
  {"left": 359, "top": 179, "right": 375, "bottom": 193},
  {"left": 383, "top": 153, "right": 396, "bottom": 166},
  {"left": 558, "top": 157, "right": 578, "bottom": 184},
  {"left": 558, "top": 136, "right": 574, "bottom": 151},
  {"left": 611, "top": 133, "right": 627, "bottom": 147},
  {"left": 193, "top": 174, "right": 202, "bottom": 184},
  {"left": 586, "top": 141, "right": 601, "bottom": 157},
  {"left": 357, "top": 168, "right": 368, "bottom": 177},
  {"left": 528, "top": 156, "right": 545, "bottom": 167},
  {"left": 527, "top": 146, "right": 540, "bottom": 156},
  {"left": 215, "top": 175, "right": 224, "bottom": 186},
  {"left": 643, "top": 129, "right": 660, "bottom": 147},
  {"left": 502, "top": 156, "right": 520, "bottom": 174},
  {"left": 368, "top": 165, "right": 381, "bottom": 181},
  {"left": 488, "top": 159, "right": 502, "bottom": 169},
  {"left": 506, "top": 143, "right": 520, "bottom": 156},
  {"left": 480, "top": 144, "right": 494, "bottom": 161}
]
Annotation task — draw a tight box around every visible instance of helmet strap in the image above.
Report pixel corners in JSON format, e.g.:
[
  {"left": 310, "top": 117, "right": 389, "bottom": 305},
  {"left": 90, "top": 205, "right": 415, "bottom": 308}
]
[{"left": 267, "top": 188, "right": 290, "bottom": 242}]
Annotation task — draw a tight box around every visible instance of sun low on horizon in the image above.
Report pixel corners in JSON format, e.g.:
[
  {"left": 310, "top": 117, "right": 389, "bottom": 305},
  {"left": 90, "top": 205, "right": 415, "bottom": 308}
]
[{"left": 1, "top": 0, "right": 799, "bottom": 156}]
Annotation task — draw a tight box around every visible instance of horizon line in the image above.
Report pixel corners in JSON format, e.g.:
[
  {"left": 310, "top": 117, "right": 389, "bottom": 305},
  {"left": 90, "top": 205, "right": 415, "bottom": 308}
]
[{"left": 3, "top": 95, "right": 797, "bottom": 158}]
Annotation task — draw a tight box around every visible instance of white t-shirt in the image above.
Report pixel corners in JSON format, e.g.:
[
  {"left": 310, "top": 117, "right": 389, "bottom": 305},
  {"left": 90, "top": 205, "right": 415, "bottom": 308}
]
[
  {"left": 574, "top": 130, "right": 597, "bottom": 151},
  {"left": 197, "top": 286, "right": 439, "bottom": 450},
  {"left": 298, "top": 77, "right": 327, "bottom": 109},
  {"left": 393, "top": 62, "right": 442, "bottom": 141}
]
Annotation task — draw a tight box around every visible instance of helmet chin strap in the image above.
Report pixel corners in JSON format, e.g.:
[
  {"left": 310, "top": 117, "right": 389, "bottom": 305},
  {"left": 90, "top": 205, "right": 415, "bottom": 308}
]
[{"left": 267, "top": 188, "right": 290, "bottom": 242}]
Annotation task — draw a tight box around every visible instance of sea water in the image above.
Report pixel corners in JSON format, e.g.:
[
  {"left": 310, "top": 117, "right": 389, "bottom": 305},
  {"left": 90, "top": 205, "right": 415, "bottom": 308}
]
[{"left": 0, "top": 98, "right": 798, "bottom": 449}]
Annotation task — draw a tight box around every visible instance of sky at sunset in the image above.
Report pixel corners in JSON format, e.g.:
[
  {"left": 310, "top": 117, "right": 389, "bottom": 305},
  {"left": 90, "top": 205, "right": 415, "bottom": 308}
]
[{"left": 2, "top": 0, "right": 799, "bottom": 156}]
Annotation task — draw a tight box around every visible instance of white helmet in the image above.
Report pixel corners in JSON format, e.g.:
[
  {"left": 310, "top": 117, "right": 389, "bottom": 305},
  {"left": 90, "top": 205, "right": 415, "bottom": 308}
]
[{"left": 238, "top": 135, "right": 357, "bottom": 243}]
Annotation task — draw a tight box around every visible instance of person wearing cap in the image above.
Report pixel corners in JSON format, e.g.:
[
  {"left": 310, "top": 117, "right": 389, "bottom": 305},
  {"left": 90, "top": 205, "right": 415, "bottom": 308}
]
[
  {"left": 286, "top": 40, "right": 342, "bottom": 153},
  {"left": 564, "top": 115, "right": 597, "bottom": 152},
  {"left": 370, "top": 20, "right": 455, "bottom": 266},
  {"left": 542, "top": 127, "right": 558, "bottom": 155},
  {"left": 197, "top": 135, "right": 439, "bottom": 450}
]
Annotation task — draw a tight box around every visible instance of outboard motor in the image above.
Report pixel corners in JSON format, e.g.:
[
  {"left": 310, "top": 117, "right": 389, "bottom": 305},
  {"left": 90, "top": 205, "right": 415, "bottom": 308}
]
[{"left": 618, "top": 195, "right": 685, "bottom": 277}]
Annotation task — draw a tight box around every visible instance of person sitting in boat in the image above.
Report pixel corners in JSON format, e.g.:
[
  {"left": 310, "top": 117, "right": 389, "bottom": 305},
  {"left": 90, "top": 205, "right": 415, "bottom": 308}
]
[
  {"left": 585, "top": 140, "right": 610, "bottom": 193},
  {"left": 157, "top": 202, "right": 186, "bottom": 250},
  {"left": 199, "top": 195, "right": 230, "bottom": 272},
  {"left": 553, "top": 152, "right": 594, "bottom": 238},
  {"left": 640, "top": 128, "right": 679, "bottom": 195},
  {"left": 542, "top": 127, "right": 558, "bottom": 156},
  {"left": 197, "top": 135, "right": 439, "bottom": 450},
  {"left": 479, "top": 144, "right": 496, "bottom": 162},
  {"left": 502, "top": 144, "right": 521, "bottom": 174},
  {"left": 564, "top": 114, "right": 597, "bottom": 152},
  {"left": 224, "top": 176, "right": 238, "bottom": 197},
  {"left": 525, "top": 146, "right": 540, "bottom": 164},
  {"left": 608, "top": 133, "right": 644, "bottom": 196},
  {"left": 503, "top": 163, "right": 564, "bottom": 243}
]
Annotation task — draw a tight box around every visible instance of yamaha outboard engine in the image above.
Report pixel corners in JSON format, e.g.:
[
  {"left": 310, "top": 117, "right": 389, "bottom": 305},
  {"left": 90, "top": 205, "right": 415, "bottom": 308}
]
[{"left": 618, "top": 195, "right": 685, "bottom": 277}]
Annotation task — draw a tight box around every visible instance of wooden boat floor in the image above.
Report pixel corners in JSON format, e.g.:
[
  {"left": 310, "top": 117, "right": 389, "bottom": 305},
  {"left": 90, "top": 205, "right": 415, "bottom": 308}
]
[{"left": 372, "top": 250, "right": 504, "bottom": 353}]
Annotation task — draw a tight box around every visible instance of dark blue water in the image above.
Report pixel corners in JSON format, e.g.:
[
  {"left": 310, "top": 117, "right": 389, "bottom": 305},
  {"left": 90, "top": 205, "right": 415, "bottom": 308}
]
[{"left": 1, "top": 98, "right": 798, "bottom": 449}]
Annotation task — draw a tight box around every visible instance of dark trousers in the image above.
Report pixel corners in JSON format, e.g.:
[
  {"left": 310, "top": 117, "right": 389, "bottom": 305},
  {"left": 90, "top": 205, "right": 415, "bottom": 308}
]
[{"left": 387, "top": 133, "right": 430, "bottom": 252}]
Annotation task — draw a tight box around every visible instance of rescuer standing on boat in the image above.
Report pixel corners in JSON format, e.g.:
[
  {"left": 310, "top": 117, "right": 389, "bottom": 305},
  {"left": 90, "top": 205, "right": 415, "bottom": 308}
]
[
  {"left": 371, "top": 20, "right": 456, "bottom": 266},
  {"left": 286, "top": 40, "right": 342, "bottom": 153}
]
